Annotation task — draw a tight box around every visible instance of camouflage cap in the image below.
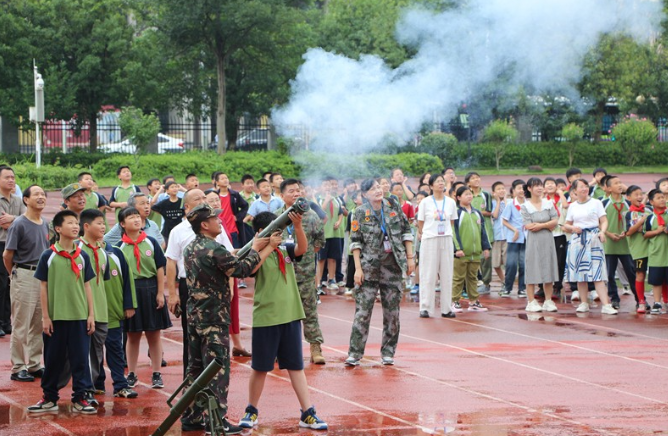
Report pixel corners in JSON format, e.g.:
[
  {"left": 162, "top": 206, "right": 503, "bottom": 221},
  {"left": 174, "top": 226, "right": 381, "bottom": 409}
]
[
  {"left": 61, "top": 183, "right": 86, "bottom": 199},
  {"left": 187, "top": 203, "right": 222, "bottom": 227}
]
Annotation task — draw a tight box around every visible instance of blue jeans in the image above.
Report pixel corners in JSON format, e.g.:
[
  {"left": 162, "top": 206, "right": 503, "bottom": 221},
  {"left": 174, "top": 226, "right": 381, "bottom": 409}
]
[{"left": 504, "top": 243, "right": 525, "bottom": 292}]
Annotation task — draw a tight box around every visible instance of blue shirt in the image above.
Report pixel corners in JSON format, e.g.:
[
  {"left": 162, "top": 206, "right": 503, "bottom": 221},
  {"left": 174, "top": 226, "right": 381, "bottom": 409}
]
[
  {"left": 492, "top": 200, "right": 507, "bottom": 242},
  {"left": 247, "top": 196, "right": 284, "bottom": 217},
  {"left": 501, "top": 199, "right": 526, "bottom": 244}
]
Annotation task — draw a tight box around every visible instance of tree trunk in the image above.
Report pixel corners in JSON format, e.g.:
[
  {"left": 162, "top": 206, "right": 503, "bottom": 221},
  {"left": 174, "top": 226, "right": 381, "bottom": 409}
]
[
  {"left": 89, "top": 115, "right": 98, "bottom": 153},
  {"left": 216, "top": 50, "right": 227, "bottom": 155}
]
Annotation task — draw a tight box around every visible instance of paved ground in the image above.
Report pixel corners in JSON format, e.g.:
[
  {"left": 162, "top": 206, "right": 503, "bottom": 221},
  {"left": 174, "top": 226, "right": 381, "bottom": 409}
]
[{"left": 0, "top": 171, "right": 666, "bottom": 435}]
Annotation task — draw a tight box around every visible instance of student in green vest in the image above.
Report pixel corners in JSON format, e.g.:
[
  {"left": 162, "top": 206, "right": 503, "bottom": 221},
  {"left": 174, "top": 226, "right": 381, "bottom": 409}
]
[
  {"left": 625, "top": 185, "right": 651, "bottom": 314},
  {"left": 643, "top": 189, "right": 668, "bottom": 314},
  {"left": 109, "top": 166, "right": 141, "bottom": 221}
]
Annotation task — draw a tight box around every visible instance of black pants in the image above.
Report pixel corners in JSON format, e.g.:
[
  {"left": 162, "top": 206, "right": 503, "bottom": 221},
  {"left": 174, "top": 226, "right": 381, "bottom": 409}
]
[
  {"left": 345, "top": 255, "right": 355, "bottom": 289},
  {"left": 0, "top": 241, "right": 10, "bottom": 328},
  {"left": 43, "top": 321, "right": 91, "bottom": 403},
  {"left": 554, "top": 235, "right": 567, "bottom": 291},
  {"left": 606, "top": 254, "right": 638, "bottom": 303},
  {"left": 179, "top": 278, "right": 189, "bottom": 379}
]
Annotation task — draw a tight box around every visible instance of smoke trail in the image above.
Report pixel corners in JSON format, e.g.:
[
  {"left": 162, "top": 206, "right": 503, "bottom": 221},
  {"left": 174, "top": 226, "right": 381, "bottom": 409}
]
[{"left": 272, "top": 0, "right": 663, "bottom": 152}]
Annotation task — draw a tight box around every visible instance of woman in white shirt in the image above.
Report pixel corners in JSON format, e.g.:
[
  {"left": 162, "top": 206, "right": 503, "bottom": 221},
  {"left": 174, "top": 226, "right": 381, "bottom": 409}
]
[
  {"left": 562, "top": 179, "right": 618, "bottom": 315},
  {"left": 417, "top": 175, "right": 458, "bottom": 318}
]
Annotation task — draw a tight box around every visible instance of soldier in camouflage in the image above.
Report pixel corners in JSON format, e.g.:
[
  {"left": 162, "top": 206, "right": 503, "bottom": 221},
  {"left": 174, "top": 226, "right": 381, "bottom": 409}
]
[
  {"left": 346, "top": 179, "right": 414, "bottom": 366},
  {"left": 180, "top": 204, "right": 273, "bottom": 433},
  {"left": 278, "top": 179, "right": 327, "bottom": 364}
]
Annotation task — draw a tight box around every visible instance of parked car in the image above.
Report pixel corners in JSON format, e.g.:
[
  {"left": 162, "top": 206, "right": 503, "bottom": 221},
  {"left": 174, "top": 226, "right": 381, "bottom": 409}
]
[
  {"left": 236, "top": 128, "right": 269, "bottom": 148},
  {"left": 99, "top": 133, "right": 184, "bottom": 154}
]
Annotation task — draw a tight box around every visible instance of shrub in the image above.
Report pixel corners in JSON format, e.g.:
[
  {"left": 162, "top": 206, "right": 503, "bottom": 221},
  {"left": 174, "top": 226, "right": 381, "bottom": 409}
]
[
  {"left": 612, "top": 115, "right": 658, "bottom": 166},
  {"left": 483, "top": 120, "right": 518, "bottom": 170},
  {"left": 561, "top": 123, "right": 585, "bottom": 167},
  {"left": 13, "top": 163, "right": 82, "bottom": 190}
]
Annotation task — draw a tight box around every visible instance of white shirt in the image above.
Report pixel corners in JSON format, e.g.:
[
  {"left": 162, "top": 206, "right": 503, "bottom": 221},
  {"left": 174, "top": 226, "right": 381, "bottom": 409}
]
[
  {"left": 165, "top": 219, "right": 233, "bottom": 278},
  {"left": 565, "top": 198, "right": 605, "bottom": 229},
  {"left": 417, "top": 195, "right": 457, "bottom": 239}
]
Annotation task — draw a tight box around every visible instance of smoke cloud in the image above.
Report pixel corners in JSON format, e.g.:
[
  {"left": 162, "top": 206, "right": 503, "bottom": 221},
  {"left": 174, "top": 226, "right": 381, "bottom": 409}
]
[{"left": 272, "top": 0, "right": 663, "bottom": 152}]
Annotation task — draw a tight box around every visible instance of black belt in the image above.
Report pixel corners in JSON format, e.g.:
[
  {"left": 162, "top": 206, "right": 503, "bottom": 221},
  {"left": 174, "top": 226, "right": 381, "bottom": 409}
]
[{"left": 15, "top": 264, "right": 37, "bottom": 271}]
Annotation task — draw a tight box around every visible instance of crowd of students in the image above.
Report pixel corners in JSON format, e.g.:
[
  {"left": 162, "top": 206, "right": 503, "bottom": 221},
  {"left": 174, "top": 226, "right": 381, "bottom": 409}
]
[{"left": 1, "top": 162, "right": 666, "bottom": 433}]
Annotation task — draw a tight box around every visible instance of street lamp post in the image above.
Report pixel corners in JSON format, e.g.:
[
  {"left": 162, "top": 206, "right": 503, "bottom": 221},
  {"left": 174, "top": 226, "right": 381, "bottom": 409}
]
[{"left": 33, "top": 62, "right": 45, "bottom": 168}]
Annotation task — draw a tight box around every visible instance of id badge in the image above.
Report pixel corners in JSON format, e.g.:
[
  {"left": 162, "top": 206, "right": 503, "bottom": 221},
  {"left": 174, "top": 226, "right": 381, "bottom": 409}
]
[
  {"left": 286, "top": 236, "right": 294, "bottom": 244},
  {"left": 437, "top": 222, "right": 446, "bottom": 235},
  {"left": 383, "top": 236, "right": 392, "bottom": 253}
]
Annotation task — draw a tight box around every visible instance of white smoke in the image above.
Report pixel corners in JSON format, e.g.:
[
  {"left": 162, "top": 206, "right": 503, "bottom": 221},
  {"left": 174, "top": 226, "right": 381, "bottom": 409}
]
[{"left": 272, "top": 0, "right": 663, "bottom": 152}]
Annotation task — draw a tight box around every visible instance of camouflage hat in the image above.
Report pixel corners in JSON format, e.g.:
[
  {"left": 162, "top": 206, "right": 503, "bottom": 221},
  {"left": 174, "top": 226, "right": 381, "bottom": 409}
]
[
  {"left": 61, "top": 183, "right": 86, "bottom": 199},
  {"left": 187, "top": 203, "right": 222, "bottom": 227}
]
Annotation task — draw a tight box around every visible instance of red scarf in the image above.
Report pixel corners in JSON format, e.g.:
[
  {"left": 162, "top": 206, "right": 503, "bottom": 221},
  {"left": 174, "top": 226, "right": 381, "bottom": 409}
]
[
  {"left": 81, "top": 239, "right": 100, "bottom": 283},
  {"left": 513, "top": 198, "right": 522, "bottom": 211},
  {"left": 655, "top": 207, "right": 666, "bottom": 227},
  {"left": 51, "top": 244, "right": 82, "bottom": 281},
  {"left": 612, "top": 202, "right": 625, "bottom": 226},
  {"left": 547, "top": 194, "right": 561, "bottom": 217},
  {"left": 629, "top": 204, "right": 645, "bottom": 213},
  {"left": 275, "top": 248, "right": 286, "bottom": 281},
  {"left": 121, "top": 232, "right": 147, "bottom": 273}
]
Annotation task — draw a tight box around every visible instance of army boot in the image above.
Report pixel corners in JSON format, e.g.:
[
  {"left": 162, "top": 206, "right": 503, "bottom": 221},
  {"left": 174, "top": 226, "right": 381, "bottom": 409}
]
[{"left": 310, "top": 343, "right": 326, "bottom": 365}]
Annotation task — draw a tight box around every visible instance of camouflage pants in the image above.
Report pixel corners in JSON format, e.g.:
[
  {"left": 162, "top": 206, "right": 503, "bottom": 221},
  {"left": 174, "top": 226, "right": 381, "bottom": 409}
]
[
  {"left": 297, "top": 278, "right": 324, "bottom": 344},
  {"left": 348, "top": 260, "right": 403, "bottom": 359},
  {"left": 181, "top": 324, "right": 230, "bottom": 425}
]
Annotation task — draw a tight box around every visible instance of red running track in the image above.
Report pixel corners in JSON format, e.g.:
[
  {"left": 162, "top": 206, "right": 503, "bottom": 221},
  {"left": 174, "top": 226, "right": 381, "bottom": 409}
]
[{"left": 1, "top": 279, "right": 667, "bottom": 436}]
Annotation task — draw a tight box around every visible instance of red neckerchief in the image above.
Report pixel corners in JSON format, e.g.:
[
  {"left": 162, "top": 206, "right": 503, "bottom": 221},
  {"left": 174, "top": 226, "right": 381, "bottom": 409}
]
[
  {"left": 51, "top": 244, "right": 82, "bottom": 280},
  {"left": 655, "top": 207, "right": 666, "bottom": 227},
  {"left": 274, "top": 248, "right": 286, "bottom": 281},
  {"left": 81, "top": 238, "right": 100, "bottom": 283},
  {"left": 121, "top": 232, "right": 147, "bottom": 273},
  {"left": 612, "top": 201, "right": 625, "bottom": 226},
  {"left": 547, "top": 194, "right": 561, "bottom": 217},
  {"left": 513, "top": 198, "right": 522, "bottom": 211},
  {"left": 629, "top": 204, "right": 645, "bottom": 213}
]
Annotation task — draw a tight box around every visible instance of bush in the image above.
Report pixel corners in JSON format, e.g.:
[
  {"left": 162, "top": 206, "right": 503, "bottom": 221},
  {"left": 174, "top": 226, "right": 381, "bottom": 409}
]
[
  {"left": 483, "top": 120, "right": 519, "bottom": 170},
  {"left": 415, "top": 133, "right": 458, "bottom": 165},
  {"left": 612, "top": 115, "right": 658, "bottom": 166},
  {"left": 13, "top": 163, "right": 82, "bottom": 190}
]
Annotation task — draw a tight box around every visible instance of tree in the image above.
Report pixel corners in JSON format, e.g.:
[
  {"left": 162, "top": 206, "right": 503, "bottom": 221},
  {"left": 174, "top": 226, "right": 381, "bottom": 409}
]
[
  {"left": 561, "top": 123, "right": 584, "bottom": 167},
  {"left": 483, "top": 120, "right": 518, "bottom": 171},
  {"left": 154, "top": 0, "right": 318, "bottom": 154},
  {"left": 118, "top": 106, "right": 161, "bottom": 154},
  {"left": 612, "top": 115, "right": 657, "bottom": 167}
]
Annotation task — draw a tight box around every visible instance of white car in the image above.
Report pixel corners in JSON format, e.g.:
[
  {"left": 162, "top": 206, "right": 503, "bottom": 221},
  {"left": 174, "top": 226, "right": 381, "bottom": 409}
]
[{"left": 99, "top": 133, "right": 184, "bottom": 154}]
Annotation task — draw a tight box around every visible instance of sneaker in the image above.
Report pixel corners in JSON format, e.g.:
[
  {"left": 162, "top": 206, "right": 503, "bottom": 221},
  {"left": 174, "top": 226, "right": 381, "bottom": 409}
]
[
  {"left": 477, "top": 284, "right": 491, "bottom": 295},
  {"left": 299, "top": 406, "right": 328, "bottom": 430},
  {"left": 591, "top": 290, "right": 600, "bottom": 301},
  {"left": 126, "top": 372, "right": 138, "bottom": 388},
  {"left": 72, "top": 399, "right": 97, "bottom": 414},
  {"left": 500, "top": 289, "right": 512, "bottom": 298},
  {"left": 409, "top": 284, "right": 419, "bottom": 295},
  {"left": 344, "top": 356, "right": 360, "bottom": 366},
  {"left": 419, "top": 310, "right": 429, "bottom": 318},
  {"left": 622, "top": 285, "right": 632, "bottom": 295},
  {"left": 441, "top": 311, "right": 456, "bottom": 318},
  {"left": 651, "top": 302, "right": 663, "bottom": 315},
  {"left": 636, "top": 303, "right": 646, "bottom": 314},
  {"left": 525, "top": 299, "right": 542, "bottom": 312},
  {"left": 317, "top": 286, "right": 327, "bottom": 296},
  {"left": 84, "top": 391, "right": 99, "bottom": 407},
  {"left": 218, "top": 417, "right": 243, "bottom": 435},
  {"left": 461, "top": 290, "right": 467, "bottom": 299},
  {"left": 344, "top": 288, "right": 353, "bottom": 296},
  {"left": 468, "top": 301, "right": 488, "bottom": 312},
  {"left": 542, "top": 299, "right": 558, "bottom": 312},
  {"left": 326, "top": 279, "right": 338, "bottom": 290},
  {"left": 576, "top": 302, "right": 590, "bottom": 313},
  {"left": 238, "top": 280, "right": 247, "bottom": 289},
  {"left": 151, "top": 372, "right": 164, "bottom": 389},
  {"left": 93, "top": 388, "right": 105, "bottom": 395},
  {"left": 337, "top": 281, "right": 346, "bottom": 287},
  {"left": 611, "top": 300, "right": 620, "bottom": 310},
  {"left": 601, "top": 304, "right": 618, "bottom": 315},
  {"left": 571, "top": 291, "right": 580, "bottom": 301},
  {"left": 381, "top": 356, "right": 394, "bottom": 365},
  {"left": 239, "top": 405, "right": 259, "bottom": 428},
  {"left": 518, "top": 289, "right": 527, "bottom": 298},
  {"left": 316, "top": 293, "right": 322, "bottom": 305},
  {"left": 535, "top": 289, "right": 545, "bottom": 298},
  {"left": 27, "top": 398, "right": 58, "bottom": 413},
  {"left": 451, "top": 301, "right": 464, "bottom": 313},
  {"left": 114, "top": 388, "right": 138, "bottom": 398}
]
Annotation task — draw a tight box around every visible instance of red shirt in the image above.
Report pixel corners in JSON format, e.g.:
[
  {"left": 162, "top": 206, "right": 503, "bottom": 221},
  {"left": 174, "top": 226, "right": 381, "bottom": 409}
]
[
  {"left": 401, "top": 202, "right": 415, "bottom": 220},
  {"left": 218, "top": 193, "right": 238, "bottom": 234}
]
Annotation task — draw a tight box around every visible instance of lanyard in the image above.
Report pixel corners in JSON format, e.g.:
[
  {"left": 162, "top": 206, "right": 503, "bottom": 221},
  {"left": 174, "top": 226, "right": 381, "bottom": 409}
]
[
  {"left": 286, "top": 224, "right": 294, "bottom": 238},
  {"left": 372, "top": 206, "right": 387, "bottom": 236},
  {"left": 432, "top": 196, "right": 446, "bottom": 221}
]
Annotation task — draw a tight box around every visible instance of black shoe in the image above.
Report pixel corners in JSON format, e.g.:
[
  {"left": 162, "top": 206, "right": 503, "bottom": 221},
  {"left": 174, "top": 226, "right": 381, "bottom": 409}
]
[
  {"left": 84, "top": 391, "right": 99, "bottom": 407},
  {"left": 419, "top": 310, "right": 430, "bottom": 318},
  {"left": 3, "top": 324, "right": 10, "bottom": 334},
  {"left": 0, "top": 327, "right": 4, "bottom": 337},
  {"left": 161, "top": 358, "right": 167, "bottom": 368},
  {"left": 219, "top": 418, "right": 243, "bottom": 435},
  {"left": 29, "top": 368, "right": 45, "bottom": 378},
  {"left": 535, "top": 289, "right": 545, "bottom": 298},
  {"left": 181, "top": 421, "right": 206, "bottom": 432},
  {"left": 441, "top": 312, "right": 456, "bottom": 318},
  {"left": 10, "top": 369, "right": 35, "bottom": 382},
  {"left": 612, "top": 301, "right": 620, "bottom": 310}
]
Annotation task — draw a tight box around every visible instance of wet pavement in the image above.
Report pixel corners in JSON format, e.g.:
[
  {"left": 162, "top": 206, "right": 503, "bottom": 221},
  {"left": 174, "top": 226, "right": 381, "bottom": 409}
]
[{"left": 1, "top": 281, "right": 667, "bottom": 436}]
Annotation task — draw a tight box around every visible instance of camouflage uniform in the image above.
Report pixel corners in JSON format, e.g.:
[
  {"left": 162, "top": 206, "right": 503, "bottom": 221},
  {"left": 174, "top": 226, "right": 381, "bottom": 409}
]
[
  {"left": 181, "top": 234, "right": 261, "bottom": 426},
  {"left": 348, "top": 198, "right": 413, "bottom": 359},
  {"left": 279, "top": 208, "right": 326, "bottom": 344}
]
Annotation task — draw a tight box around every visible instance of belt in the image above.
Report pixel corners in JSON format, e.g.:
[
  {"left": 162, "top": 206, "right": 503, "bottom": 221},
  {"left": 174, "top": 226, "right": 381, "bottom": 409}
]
[{"left": 15, "top": 263, "right": 37, "bottom": 271}]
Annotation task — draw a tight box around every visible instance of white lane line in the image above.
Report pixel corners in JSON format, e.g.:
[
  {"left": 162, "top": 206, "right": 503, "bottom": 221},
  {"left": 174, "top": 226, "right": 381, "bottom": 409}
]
[
  {"left": 0, "top": 391, "right": 76, "bottom": 436},
  {"left": 401, "top": 307, "right": 668, "bottom": 370},
  {"left": 320, "top": 312, "right": 668, "bottom": 407}
]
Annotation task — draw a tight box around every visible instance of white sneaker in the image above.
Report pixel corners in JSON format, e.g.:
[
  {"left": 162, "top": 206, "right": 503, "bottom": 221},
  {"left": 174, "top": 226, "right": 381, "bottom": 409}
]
[
  {"left": 571, "top": 291, "right": 580, "bottom": 301},
  {"left": 591, "top": 291, "right": 600, "bottom": 301},
  {"left": 525, "top": 300, "right": 543, "bottom": 312},
  {"left": 337, "top": 281, "right": 346, "bottom": 287},
  {"left": 344, "top": 288, "right": 353, "bottom": 296},
  {"left": 576, "top": 302, "right": 590, "bottom": 313},
  {"left": 601, "top": 304, "right": 618, "bottom": 315},
  {"left": 542, "top": 300, "right": 558, "bottom": 312}
]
